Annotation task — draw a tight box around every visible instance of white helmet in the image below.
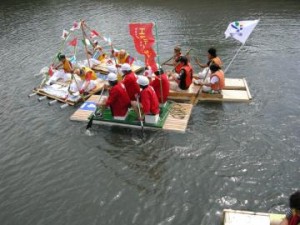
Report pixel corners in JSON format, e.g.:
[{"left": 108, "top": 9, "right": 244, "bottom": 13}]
[
  {"left": 137, "top": 75, "right": 149, "bottom": 86},
  {"left": 107, "top": 72, "right": 117, "bottom": 81},
  {"left": 121, "top": 63, "right": 131, "bottom": 72}
]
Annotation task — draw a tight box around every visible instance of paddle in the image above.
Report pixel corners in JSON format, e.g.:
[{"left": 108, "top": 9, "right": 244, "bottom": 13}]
[
  {"left": 86, "top": 88, "right": 105, "bottom": 130},
  {"left": 136, "top": 95, "right": 144, "bottom": 135},
  {"left": 192, "top": 57, "right": 211, "bottom": 105}
]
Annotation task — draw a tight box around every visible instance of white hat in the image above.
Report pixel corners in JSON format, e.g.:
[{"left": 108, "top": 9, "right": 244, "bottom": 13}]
[
  {"left": 107, "top": 65, "right": 117, "bottom": 73},
  {"left": 137, "top": 75, "right": 149, "bottom": 86},
  {"left": 93, "top": 40, "right": 98, "bottom": 44},
  {"left": 121, "top": 63, "right": 131, "bottom": 71},
  {"left": 107, "top": 72, "right": 117, "bottom": 81}
]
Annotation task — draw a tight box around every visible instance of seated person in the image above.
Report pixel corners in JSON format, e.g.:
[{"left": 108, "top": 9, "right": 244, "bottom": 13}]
[
  {"left": 85, "top": 40, "right": 106, "bottom": 67},
  {"left": 70, "top": 67, "right": 98, "bottom": 95},
  {"left": 280, "top": 191, "right": 300, "bottom": 225},
  {"left": 112, "top": 49, "right": 134, "bottom": 67},
  {"left": 121, "top": 63, "right": 140, "bottom": 101},
  {"left": 195, "top": 47, "right": 223, "bottom": 69},
  {"left": 46, "top": 53, "right": 73, "bottom": 85},
  {"left": 163, "top": 46, "right": 182, "bottom": 74},
  {"left": 131, "top": 76, "right": 160, "bottom": 121},
  {"left": 198, "top": 64, "right": 225, "bottom": 94},
  {"left": 194, "top": 47, "right": 223, "bottom": 85},
  {"left": 97, "top": 73, "right": 131, "bottom": 120},
  {"left": 169, "top": 56, "right": 193, "bottom": 91},
  {"left": 150, "top": 68, "right": 170, "bottom": 104}
]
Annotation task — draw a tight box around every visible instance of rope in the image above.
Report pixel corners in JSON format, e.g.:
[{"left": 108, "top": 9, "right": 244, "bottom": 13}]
[{"left": 168, "top": 102, "right": 187, "bottom": 119}]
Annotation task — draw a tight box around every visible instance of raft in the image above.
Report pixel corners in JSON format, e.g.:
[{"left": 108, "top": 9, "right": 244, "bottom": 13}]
[
  {"left": 168, "top": 77, "right": 252, "bottom": 104},
  {"left": 32, "top": 80, "right": 106, "bottom": 106},
  {"left": 223, "top": 209, "right": 285, "bottom": 225},
  {"left": 70, "top": 95, "right": 193, "bottom": 133}
]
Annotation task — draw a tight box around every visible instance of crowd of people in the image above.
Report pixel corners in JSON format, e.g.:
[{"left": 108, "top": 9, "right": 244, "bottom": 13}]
[{"left": 44, "top": 42, "right": 227, "bottom": 122}]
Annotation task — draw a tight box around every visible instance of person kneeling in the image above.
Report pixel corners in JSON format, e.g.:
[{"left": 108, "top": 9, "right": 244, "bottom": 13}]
[
  {"left": 97, "top": 73, "right": 131, "bottom": 120},
  {"left": 131, "top": 76, "right": 160, "bottom": 124}
]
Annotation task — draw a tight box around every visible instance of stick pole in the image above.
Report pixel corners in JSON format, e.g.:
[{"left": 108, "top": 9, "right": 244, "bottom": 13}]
[
  {"left": 224, "top": 43, "right": 244, "bottom": 73},
  {"left": 154, "top": 22, "right": 164, "bottom": 104}
]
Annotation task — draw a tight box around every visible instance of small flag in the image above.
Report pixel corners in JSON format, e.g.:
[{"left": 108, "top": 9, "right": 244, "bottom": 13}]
[
  {"left": 70, "top": 21, "right": 81, "bottom": 31},
  {"left": 90, "top": 30, "right": 99, "bottom": 39},
  {"left": 225, "top": 19, "right": 259, "bottom": 44},
  {"left": 61, "top": 29, "right": 69, "bottom": 40},
  {"left": 81, "top": 39, "right": 91, "bottom": 46},
  {"left": 103, "top": 36, "right": 112, "bottom": 45},
  {"left": 68, "top": 38, "right": 78, "bottom": 47},
  {"left": 48, "top": 65, "right": 54, "bottom": 76}
]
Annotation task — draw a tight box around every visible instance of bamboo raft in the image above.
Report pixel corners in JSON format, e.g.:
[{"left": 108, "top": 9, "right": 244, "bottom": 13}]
[
  {"left": 70, "top": 95, "right": 193, "bottom": 133},
  {"left": 32, "top": 80, "right": 106, "bottom": 106},
  {"left": 168, "top": 78, "right": 252, "bottom": 104},
  {"left": 223, "top": 209, "right": 285, "bottom": 225}
]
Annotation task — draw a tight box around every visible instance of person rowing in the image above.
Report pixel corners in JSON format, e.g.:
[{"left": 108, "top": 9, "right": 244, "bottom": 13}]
[{"left": 194, "top": 47, "right": 223, "bottom": 85}]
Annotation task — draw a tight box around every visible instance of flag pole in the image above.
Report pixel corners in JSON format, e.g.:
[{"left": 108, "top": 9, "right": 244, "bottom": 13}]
[
  {"left": 224, "top": 43, "right": 244, "bottom": 73},
  {"left": 154, "top": 22, "right": 164, "bottom": 104}
]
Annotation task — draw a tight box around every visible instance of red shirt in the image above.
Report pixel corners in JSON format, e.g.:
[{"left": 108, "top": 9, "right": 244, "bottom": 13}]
[
  {"left": 140, "top": 86, "right": 159, "bottom": 115},
  {"left": 122, "top": 72, "right": 140, "bottom": 101},
  {"left": 150, "top": 73, "right": 170, "bottom": 103},
  {"left": 106, "top": 83, "right": 131, "bottom": 117}
]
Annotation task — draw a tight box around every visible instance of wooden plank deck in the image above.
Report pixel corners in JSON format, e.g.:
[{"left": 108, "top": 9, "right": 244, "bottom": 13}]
[
  {"left": 33, "top": 81, "right": 105, "bottom": 106},
  {"left": 70, "top": 95, "right": 193, "bottom": 133},
  {"left": 223, "top": 209, "right": 285, "bottom": 225},
  {"left": 168, "top": 78, "right": 252, "bottom": 104}
]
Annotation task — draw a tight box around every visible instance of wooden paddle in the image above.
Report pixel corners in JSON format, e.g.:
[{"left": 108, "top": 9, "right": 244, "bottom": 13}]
[
  {"left": 136, "top": 95, "right": 144, "bottom": 135},
  {"left": 86, "top": 88, "right": 105, "bottom": 130}
]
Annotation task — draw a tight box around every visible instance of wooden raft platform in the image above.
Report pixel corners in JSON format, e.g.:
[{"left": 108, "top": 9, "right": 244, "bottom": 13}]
[
  {"left": 32, "top": 81, "right": 106, "bottom": 106},
  {"left": 70, "top": 95, "right": 193, "bottom": 133},
  {"left": 168, "top": 78, "right": 252, "bottom": 104},
  {"left": 223, "top": 209, "right": 285, "bottom": 225}
]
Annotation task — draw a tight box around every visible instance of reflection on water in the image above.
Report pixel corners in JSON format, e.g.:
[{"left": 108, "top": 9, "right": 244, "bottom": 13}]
[{"left": 0, "top": 0, "right": 300, "bottom": 224}]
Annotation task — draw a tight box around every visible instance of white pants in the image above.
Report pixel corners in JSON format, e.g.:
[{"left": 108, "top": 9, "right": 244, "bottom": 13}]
[
  {"left": 194, "top": 68, "right": 211, "bottom": 85},
  {"left": 69, "top": 79, "right": 97, "bottom": 93},
  {"left": 47, "top": 70, "right": 71, "bottom": 84},
  {"left": 83, "top": 58, "right": 101, "bottom": 68}
]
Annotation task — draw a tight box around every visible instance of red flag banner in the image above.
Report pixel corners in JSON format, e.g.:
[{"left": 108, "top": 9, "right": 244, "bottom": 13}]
[
  {"left": 68, "top": 38, "right": 78, "bottom": 47},
  {"left": 90, "top": 30, "right": 99, "bottom": 39},
  {"left": 129, "top": 23, "right": 157, "bottom": 71}
]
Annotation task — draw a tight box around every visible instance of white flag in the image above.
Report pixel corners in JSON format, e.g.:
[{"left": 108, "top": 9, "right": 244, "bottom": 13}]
[
  {"left": 70, "top": 21, "right": 81, "bottom": 31},
  {"left": 225, "top": 20, "right": 259, "bottom": 44}
]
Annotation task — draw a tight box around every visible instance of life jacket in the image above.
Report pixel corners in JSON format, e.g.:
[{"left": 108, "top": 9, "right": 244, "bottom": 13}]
[
  {"left": 181, "top": 65, "right": 193, "bottom": 88},
  {"left": 63, "top": 59, "right": 73, "bottom": 73},
  {"left": 212, "top": 56, "right": 223, "bottom": 68},
  {"left": 80, "top": 67, "right": 97, "bottom": 80},
  {"left": 210, "top": 70, "right": 225, "bottom": 91},
  {"left": 117, "top": 53, "right": 129, "bottom": 64},
  {"left": 289, "top": 210, "right": 300, "bottom": 225},
  {"left": 174, "top": 54, "right": 182, "bottom": 73}
]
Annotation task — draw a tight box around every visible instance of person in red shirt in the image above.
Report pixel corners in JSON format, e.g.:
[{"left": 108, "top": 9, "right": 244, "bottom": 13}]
[
  {"left": 131, "top": 76, "right": 159, "bottom": 120},
  {"left": 97, "top": 73, "right": 131, "bottom": 120},
  {"left": 121, "top": 63, "right": 140, "bottom": 101},
  {"left": 150, "top": 68, "right": 170, "bottom": 104}
]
